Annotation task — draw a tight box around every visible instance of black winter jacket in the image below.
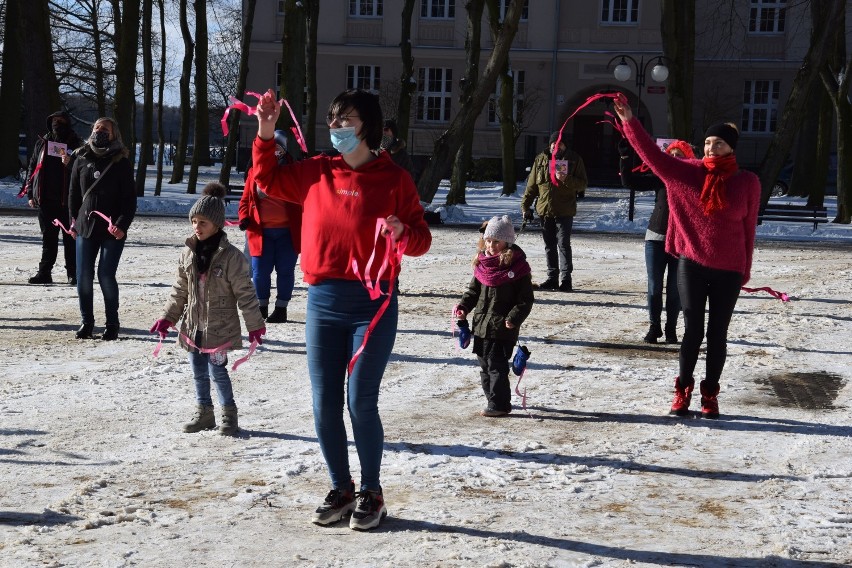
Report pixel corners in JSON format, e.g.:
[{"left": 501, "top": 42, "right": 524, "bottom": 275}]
[
  {"left": 25, "top": 111, "right": 83, "bottom": 208},
  {"left": 69, "top": 144, "right": 137, "bottom": 240}
]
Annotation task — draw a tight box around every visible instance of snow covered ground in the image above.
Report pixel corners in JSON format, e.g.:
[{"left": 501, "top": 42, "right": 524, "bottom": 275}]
[{"left": 1, "top": 170, "right": 850, "bottom": 567}]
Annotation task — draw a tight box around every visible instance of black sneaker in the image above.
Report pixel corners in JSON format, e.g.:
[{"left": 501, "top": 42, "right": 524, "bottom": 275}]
[
  {"left": 349, "top": 488, "right": 387, "bottom": 531},
  {"left": 312, "top": 481, "right": 356, "bottom": 526},
  {"left": 28, "top": 273, "right": 52, "bottom": 285}
]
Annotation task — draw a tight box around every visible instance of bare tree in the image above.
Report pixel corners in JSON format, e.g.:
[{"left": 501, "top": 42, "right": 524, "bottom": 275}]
[
  {"left": 486, "top": 0, "right": 517, "bottom": 197},
  {"left": 187, "top": 0, "right": 212, "bottom": 194},
  {"left": 660, "top": 0, "right": 694, "bottom": 141},
  {"left": 395, "top": 0, "right": 417, "bottom": 144},
  {"left": 154, "top": 0, "right": 166, "bottom": 196},
  {"left": 304, "top": 0, "right": 320, "bottom": 154},
  {"left": 169, "top": 0, "right": 194, "bottom": 185},
  {"left": 19, "top": 0, "right": 62, "bottom": 153},
  {"left": 135, "top": 0, "right": 154, "bottom": 196},
  {"left": 417, "top": 0, "right": 523, "bottom": 203},
  {"left": 113, "top": 0, "right": 140, "bottom": 163},
  {"left": 0, "top": 0, "right": 25, "bottom": 177},
  {"left": 279, "top": 0, "right": 307, "bottom": 160}
]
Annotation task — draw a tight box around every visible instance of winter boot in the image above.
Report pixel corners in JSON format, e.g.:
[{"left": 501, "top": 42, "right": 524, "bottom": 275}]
[
  {"left": 265, "top": 306, "right": 288, "bottom": 323},
  {"left": 101, "top": 324, "right": 120, "bottom": 341},
  {"left": 664, "top": 322, "right": 678, "bottom": 344},
  {"left": 700, "top": 380, "right": 720, "bottom": 419},
  {"left": 559, "top": 276, "right": 573, "bottom": 292},
  {"left": 219, "top": 405, "right": 239, "bottom": 436},
  {"left": 668, "top": 377, "right": 694, "bottom": 416},
  {"left": 535, "top": 278, "right": 558, "bottom": 290},
  {"left": 28, "top": 272, "right": 52, "bottom": 285},
  {"left": 183, "top": 404, "right": 216, "bottom": 433},
  {"left": 259, "top": 305, "right": 269, "bottom": 319},
  {"left": 75, "top": 323, "right": 94, "bottom": 339},
  {"left": 643, "top": 323, "right": 663, "bottom": 344}
]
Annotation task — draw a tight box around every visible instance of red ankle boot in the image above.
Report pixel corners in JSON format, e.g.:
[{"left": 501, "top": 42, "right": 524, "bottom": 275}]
[
  {"left": 700, "top": 381, "right": 720, "bottom": 418},
  {"left": 669, "top": 377, "right": 694, "bottom": 416}
]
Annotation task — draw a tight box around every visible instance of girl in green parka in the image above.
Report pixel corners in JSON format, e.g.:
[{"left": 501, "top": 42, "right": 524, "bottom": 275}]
[{"left": 455, "top": 216, "right": 535, "bottom": 417}]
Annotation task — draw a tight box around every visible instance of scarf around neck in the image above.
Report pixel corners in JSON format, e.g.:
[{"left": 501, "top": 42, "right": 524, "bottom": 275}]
[
  {"left": 474, "top": 246, "right": 531, "bottom": 287},
  {"left": 700, "top": 154, "right": 739, "bottom": 216},
  {"left": 195, "top": 230, "right": 224, "bottom": 275}
]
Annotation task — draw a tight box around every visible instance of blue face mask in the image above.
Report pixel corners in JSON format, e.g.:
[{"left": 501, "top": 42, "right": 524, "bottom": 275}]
[{"left": 329, "top": 126, "right": 360, "bottom": 155}]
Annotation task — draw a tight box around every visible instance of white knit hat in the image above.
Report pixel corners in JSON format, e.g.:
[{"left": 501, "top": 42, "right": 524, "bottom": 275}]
[{"left": 483, "top": 215, "right": 516, "bottom": 245}]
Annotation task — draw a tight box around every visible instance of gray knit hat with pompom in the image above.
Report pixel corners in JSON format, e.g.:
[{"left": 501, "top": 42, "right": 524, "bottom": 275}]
[
  {"left": 189, "top": 182, "right": 227, "bottom": 229},
  {"left": 483, "top": 215, "right": 516, "bottom": 245}
]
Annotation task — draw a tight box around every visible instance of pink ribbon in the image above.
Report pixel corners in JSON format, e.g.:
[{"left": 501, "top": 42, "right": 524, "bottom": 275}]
[
  {"left": 153, "top": 329, "right": 257, "bottom": 371},
  {"left": 741, "top": 286, "right": 790, "bottom": 302},
  {"left": 224, "top": 220, "right": 240, "bottom": 227},
  {"left": 514, "top": 371, "right": 529, "bottom": 414},
  {"left": 52, "top": 218, "right": 75, "bottom": 235},
  {"left": 347, "top": 219, "right": 408, "bottom": 376},
  {"left": 550, "top": 92, "right": 627, "bottom": 185},
  {"left": 89, "top": 210, "right": 116, "bottom": 232},
  {"left": 281, "top": 98, "right": 308, "bottom": 154},
  {"left": 221, "top": 91, "right": 308, "bottom": 154},
  {"left": 180, "top": 332, "right": 232, "bottom": 354},
  {"left": 230, "top": 340, "right": 259, "bottom": 372}
]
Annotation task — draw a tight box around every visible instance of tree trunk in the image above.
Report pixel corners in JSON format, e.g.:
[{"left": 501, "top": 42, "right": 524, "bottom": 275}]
[
  {"left": 169, "top": 0, "right": 194, "bottom": 186},
  {"left": 280, "top": 0, "right": 307, "bottom": 160},
  {"left": 19, "top": 0, "right": 61, "bottom": 153},
  {"left": 135, "top": 0, "right": 154, "bottom": 196},
  {"left": 757, "top": 0, "right": 845, "bottom": 208},
  {"left": 396, "top": 0, "right": 417, "bottom": 145},
  {"left": 498, "top": 67, "right": 516, "bottom": 195},
  {"left": 0, "top": 0, "right": 24, "bottom": 177},
  {"left": 155, "top": 0, "right": 166, "bottom": 196},
  {"left": 114, "top": 0, "right": 140, "bottom": 165},
  {"left": 447, "top": 0, "right": 484, "bottom": 206},
  {"left": 188, "top": 0, "right": 211, "bottom": 194},
  {"left": 788, "top": 85, "right": 831, "bottom": 200},
  {"left": 304, "top": 0, "right": 319, "bottom": 154},
  {"left": 660, "top": 0, "right": 694, "bottom": 141},
  {"left": 219, "top": 0, "right": 257, "bottom": 185},
  {"left": 417, "top": 0, "right": 523, "bottom": 203}
]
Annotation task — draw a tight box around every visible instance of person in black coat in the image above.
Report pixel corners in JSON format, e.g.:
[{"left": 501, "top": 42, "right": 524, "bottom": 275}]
[
  {"left": 25, "top": 111, "right": 83, "bottom": 285},
  {"left": 69, "top": 117, "right": 137, "bottom": 341}
]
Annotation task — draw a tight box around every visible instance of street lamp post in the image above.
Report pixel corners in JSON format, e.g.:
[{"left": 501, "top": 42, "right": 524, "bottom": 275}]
[{"left": 607, "top": 54, "right": 670, "bottom": 221}]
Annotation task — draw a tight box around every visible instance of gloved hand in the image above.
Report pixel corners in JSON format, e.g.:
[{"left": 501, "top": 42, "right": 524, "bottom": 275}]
[
  {"left": 150, "top": 319, "right": 173, "bottom": 339},
  {"left": 522, "top": 210, "right": 534, "bottom": 222},
  {"left": 512, "top": 345, "right": 531, "bottom": 376},
  {"left": 457, "top": 319, "right": 471, "bottom": 350},
  {"left": 238, "top": 218, "right": 250, "bottom": 231},
  {"left": 248, "top": 327, "right": 266, "bottom": 345}
]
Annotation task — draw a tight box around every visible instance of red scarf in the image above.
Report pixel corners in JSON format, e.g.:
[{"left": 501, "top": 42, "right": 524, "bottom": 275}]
[
  {"left": 474, "top": 248, "right": 531, "bottom": 287},
  {"left": 700, "top": 154, "right": 739, "bottom": 216}
]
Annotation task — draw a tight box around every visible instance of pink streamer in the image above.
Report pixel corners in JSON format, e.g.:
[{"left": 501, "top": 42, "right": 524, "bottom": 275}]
[
  {"left": 230, "top": 340, "right": 259, "bottom": 372},
  {"left": 741, "top": 286, "right": 790, "bottom": 302},
  {"left": 180, "top": 332, "right": 232, "bottom": 354},
  {"left": 52, "top": 218, "right": 75, "bottom": 235},
  {"left": 281, "top": 99, "right": 308, "bottom": 154},
  {"left": 347, "top": 220, "right": 408, "bottom": 376},
  {"left": 514, "top": 370, "right": 529, "bottom": 414},
  {"left": 89, "top": 210, "right": 116, "bottom": 232},
  {"left": 550, "top": 92, "right": 627, "bottom": 185},
  {"left": 224, "top": 220, "right": 240, "bottom": 227},
  {"left": 221, "top": 92, "right": 307, "bottom": 156}
]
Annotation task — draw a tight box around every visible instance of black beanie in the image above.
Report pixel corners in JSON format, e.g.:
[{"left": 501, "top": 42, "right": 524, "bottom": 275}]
[{"left": 704, "top": 123, "right": 739, "bottom": 150}]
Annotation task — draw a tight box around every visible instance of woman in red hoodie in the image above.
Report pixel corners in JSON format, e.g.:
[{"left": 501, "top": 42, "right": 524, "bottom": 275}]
[
  {"left": 613, "top": 97, "right": 760, "bottom": 419},
  {"left": 252, "top": 88, "right": 431, "bottom": 530}
]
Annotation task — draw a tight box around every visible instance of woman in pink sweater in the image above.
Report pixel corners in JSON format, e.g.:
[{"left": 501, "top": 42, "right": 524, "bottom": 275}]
[{"left": 613, "top": 97, "right": 760, "bottom": 419}]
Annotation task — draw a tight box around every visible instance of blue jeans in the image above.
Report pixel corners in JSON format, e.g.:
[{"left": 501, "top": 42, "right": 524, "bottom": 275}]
[
  {"left": 541, "top": 215, "right": 573, "bottom": 281},
  {"left": 644, "top": 240, "right": 680, "bottom": 327},
  {"left": 305, "top": 279, "right": 398, "bottom": 491},
  {"left": 251, "top": 228, "right": 297, "bottom": 307},
  {"left": 188, "top": 351, "right": 235, "bottom": 407},
  {"left": 76, "top": 235, "right": 126, "bottom": 326}
]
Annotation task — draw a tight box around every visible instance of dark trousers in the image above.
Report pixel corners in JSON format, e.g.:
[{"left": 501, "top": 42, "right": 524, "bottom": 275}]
[
  {"left": 677, "top": 257, "right": 742, "bottom": 387},
  {"left": 474, "top": 337, "right": 514, "bottom": 412},
  {"left": 36, "top": 203, "right": 76, "bottom": 278},
  {"left": 541, "top": 215, "right": 574, "bottom": 282},
  {"left": 645, "top": 240, "right": 680, "bottom": 327}
]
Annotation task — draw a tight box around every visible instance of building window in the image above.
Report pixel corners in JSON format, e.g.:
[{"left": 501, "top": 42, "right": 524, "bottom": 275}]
[
  {"left": 748, "top": 1, "right": 785, "bottom": 33},
  {"left": 347, "top": 65, "right": 381, "bottom": 93},
  {"left": 488, "top": 70, "right": 525, "bottom": 125},
  {"left": 742, "top": 79, "right": 779, "bottom": 133},
  {"left": 498, "top": 0, "right": 529, "bottom": 21},
  {"left": 421, "top": 0, "right": 455, "bottom": 19},
  {"left": 277, "top": 1, "right": 284, "bottom": 14},
  {"left": 350, "top": 0, "right": 383, "bottom": 17},
  {"left": 416, "top": 67, "right": 453, "bottom": 122},
  {"left": 600, "top": 0, "right": 639, "bottom": 24}
]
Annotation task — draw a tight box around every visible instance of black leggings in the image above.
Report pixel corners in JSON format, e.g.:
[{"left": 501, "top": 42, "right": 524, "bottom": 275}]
[{"left": 677, "top": 257, "right": 742, "bottom": 387}]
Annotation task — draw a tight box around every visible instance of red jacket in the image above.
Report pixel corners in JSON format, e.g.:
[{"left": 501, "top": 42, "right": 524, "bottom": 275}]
[
  {"left": 622, "top": 118, "right": 760, "bottom": 284},
  {"left": 251, "top": 137, "right": 431, "bottom": 285},
  {"left": 238, "top": 166, "right": 302, "bottom": 257}
]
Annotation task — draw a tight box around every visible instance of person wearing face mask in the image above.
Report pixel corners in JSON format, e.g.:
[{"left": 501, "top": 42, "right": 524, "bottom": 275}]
[
  {"left": 613, "top": 97, "right": 760, "bottom": 420},
  {"left": 379, "top": 119, "right": 416, "bottom": 181},
  {"left": 238, "top": 129, "right": 302, "bottom": 323},
  {"left": 251, "top": 88, "right": 432, "bottom": 531},
  {"left": 68, "top": 117, "right": 137, "bottom": 341},
  {"left": 619, "top": 138, "right": 695, "bottom": 345},
  {"left": 24, "top": 111, "right": 83, "bottom": 285}
]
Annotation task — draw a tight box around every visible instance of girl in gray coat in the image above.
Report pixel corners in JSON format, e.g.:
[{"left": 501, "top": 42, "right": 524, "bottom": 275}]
[
  {"left": 150, "top": 183, "right": 266, "bottom": 435},
  {"left": 455, "top": 216, "right": 535, "bottom": 417}
]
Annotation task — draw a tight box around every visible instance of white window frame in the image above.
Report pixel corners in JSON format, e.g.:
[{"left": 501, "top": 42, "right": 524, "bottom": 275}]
[
  {"left": 421, "top": 0, "right": 455, "bottom": 19},
  {"left": 347, "top": 64, "right": 381, "bottom": 93},
  {"left": 416, "top": 67, "right": 453, "bottom": 123},
  {"left": 748, "top": 0, "right": 786, "bottom": 34},
  {"left": 742, "top": 79, "right": 779, "bottom": 134},
  {"left": 498, "top": 0, "right": 529, "bottom": 21},
  {"left": 349, "top": 0, "right": 383, "bottom": 18},
  {"left": 488, "top": 70, "right": 525, "bottom": 125},
  {"left": 600, "top": 0, "right": 639, "bottom": 25}
]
